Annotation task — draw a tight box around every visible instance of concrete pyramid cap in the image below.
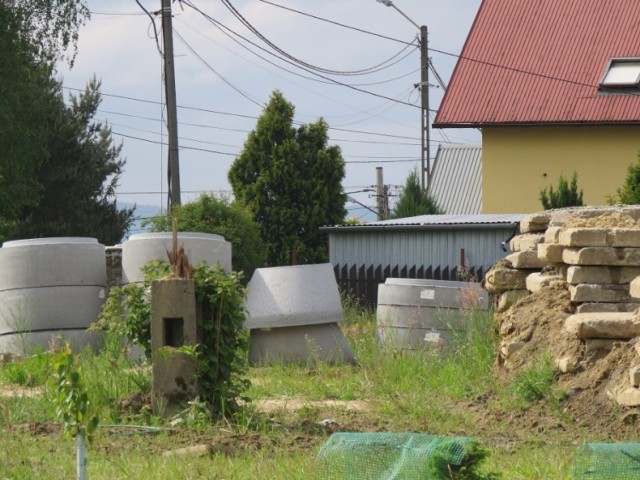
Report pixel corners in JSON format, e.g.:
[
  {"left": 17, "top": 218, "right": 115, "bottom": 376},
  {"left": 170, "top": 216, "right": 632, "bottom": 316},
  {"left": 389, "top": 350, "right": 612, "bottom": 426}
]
[{"left": 244, "top": 263, "right": 343, "bottom": 329}]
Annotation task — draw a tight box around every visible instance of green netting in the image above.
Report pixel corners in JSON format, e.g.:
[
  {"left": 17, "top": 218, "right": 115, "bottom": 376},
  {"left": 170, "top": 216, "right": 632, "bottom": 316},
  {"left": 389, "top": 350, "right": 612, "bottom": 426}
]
[
  {"left": 572, "top": 443, "right": 640, "bottom": 479},
  {"left": 316, "top": 432, "right": 474, "bottom": 479}
]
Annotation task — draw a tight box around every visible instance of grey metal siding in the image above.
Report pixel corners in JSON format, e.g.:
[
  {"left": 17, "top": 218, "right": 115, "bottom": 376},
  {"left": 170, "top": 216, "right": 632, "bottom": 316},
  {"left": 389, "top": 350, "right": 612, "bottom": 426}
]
[{"left": 328, "top": 227, "right": 512, "bottom": 272}]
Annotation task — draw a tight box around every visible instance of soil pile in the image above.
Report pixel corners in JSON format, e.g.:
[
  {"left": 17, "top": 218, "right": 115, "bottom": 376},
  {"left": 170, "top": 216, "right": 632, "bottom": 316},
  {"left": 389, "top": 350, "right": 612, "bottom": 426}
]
[{"left": 487, "top": 206, "right": 640, "bottom": 440}]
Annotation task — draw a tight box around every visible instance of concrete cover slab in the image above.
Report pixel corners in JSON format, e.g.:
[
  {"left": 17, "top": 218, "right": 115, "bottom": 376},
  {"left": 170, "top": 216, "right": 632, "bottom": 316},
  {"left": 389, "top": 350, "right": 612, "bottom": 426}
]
[
  {"left": 484, "top": 267, "right": 529, "bottom": 292},
  {"left": 506, "top": 250, "right": 548, "bottom": 269},
  {"left": 563, "top": 247, "right": 640, "bottom": 266},
  {"left": 249, "top": 323, "right": 355, "bottom": 366},
  {"left": 509, "top": 234, "right": 544, "bottom": 252},
  {"left": 526, "top": 272, "right": 564, "bottom": 293},
  {"left": 244, "top": 264, "right": 343, "bottom": 329},
  {"left": 520, "top": 213, "right": 550, "bottom": 233},
  {"left": 559, "top": 228, "right": 608, "bottom": 247},
  {"left": 544, "top": 227, "right": 562, "bottom": 244},
  {"left": 569, "top": 284, "right": 631, "bottom": 303},
  {"left": 537, "top": 243, "right": 564, "bottom": 264},
  {"left": 577, "top": 302, "right": 640, "bottom": 313},
  {"left": 608, "top": 229, "right": 640, "bottom": 247},
  {"left": 565, "top": 312, "right": 640, "bottom": 339},
  {"left": 566, "top": 266, "right": 640, "bottom": 285}
]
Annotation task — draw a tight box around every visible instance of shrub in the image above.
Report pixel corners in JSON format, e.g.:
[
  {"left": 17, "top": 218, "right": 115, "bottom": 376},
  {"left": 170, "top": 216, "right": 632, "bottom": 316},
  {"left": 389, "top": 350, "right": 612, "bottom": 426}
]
[{"left": 539, "top": 172, "right": 584, "bottom": 209}]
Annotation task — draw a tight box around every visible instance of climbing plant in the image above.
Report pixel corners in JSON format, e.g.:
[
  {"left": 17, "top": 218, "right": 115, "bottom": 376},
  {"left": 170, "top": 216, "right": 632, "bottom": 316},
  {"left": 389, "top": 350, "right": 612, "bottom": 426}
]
[{"left": 97, "top": 261, "right": 250, "bottom": 417}]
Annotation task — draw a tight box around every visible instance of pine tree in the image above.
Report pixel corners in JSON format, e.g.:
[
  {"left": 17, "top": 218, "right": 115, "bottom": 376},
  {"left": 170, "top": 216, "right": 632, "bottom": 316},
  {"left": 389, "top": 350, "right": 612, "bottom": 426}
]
[
  {"left": 539, "top": 172, "right": 584, "bottom": 210},
  {"left": 391, "top": 169, "right": 443, "bottom": 218}
]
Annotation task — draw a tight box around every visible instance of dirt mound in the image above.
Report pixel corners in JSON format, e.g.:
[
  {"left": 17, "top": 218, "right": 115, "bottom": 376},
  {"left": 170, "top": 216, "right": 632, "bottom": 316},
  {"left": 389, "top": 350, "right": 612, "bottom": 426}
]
[{"left": 495, "top": 285, "right": 640, "bottom": 439}]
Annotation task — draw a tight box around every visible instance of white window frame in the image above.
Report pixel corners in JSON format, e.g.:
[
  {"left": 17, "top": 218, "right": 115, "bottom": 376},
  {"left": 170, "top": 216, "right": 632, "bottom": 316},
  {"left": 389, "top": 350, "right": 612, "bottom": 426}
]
[{"left": 600, "top": 58, "right": 640, "bottom": 88}]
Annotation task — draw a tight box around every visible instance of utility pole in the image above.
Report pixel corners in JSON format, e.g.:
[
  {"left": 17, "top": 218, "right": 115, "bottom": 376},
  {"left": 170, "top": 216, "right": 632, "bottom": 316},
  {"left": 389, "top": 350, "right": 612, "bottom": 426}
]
[
  {"left": 375, "top": 1, "right": 431, "bottom": 193},
  {"left": 162, "top": 0, "right": 181, "bottom": 211},
  {"left": 420, "top": 25, "right": 431, "bottom": 193},
  {"left": 376, "top": 167, "right": 390, "bottom": 220}
]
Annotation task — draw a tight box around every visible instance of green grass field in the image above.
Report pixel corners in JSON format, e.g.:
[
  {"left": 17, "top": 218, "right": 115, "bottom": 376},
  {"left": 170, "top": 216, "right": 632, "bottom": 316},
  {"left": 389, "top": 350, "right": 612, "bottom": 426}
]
[{"left": 0, "top": 303, "right": 603, "bottom": 479}]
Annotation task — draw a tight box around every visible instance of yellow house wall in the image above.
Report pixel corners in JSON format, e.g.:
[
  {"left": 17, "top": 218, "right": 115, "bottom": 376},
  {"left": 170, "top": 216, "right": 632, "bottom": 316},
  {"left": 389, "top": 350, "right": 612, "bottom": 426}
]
[{"left": 482, "top": 126, "right": 640, "bottom": 213}]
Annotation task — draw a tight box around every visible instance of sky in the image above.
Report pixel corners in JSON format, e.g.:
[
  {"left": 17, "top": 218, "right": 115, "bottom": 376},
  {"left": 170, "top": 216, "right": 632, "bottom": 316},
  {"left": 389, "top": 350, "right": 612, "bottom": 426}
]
[{"left": 56, "top": 0, "right": 482, "bottom": 222}]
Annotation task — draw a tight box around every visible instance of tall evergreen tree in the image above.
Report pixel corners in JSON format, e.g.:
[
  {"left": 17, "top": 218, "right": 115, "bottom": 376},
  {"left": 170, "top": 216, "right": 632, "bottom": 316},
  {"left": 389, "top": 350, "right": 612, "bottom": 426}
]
[
  {"left": 13, "top": 78, "right": 134, "bottom": 245},
  {"left": 0, "top": 3, "right": 57, "bottom": 230},
  {"left": 228, "top": 91, "right": 346, "bottom": 266},
  {"left": 391, "top": 169, "right": 443, "bottom": 218}
]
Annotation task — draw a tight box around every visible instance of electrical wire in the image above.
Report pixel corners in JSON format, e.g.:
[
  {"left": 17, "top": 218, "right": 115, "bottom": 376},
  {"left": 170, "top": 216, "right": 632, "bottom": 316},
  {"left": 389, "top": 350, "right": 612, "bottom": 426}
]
[
  {"left": 173, "top": 28, "right": 265, "bottom": 108},
  {"left": 217, "top": 0, "right": 418, "bottom": 76},
  {"left": 181, "top": 1, "right": 420, "bottom": 108},
  {"left": 134, "top": 0, "right": 163, "bottom": 56},
  {"left": 257, "top": 0, "right": 412, "bottom": 45}
]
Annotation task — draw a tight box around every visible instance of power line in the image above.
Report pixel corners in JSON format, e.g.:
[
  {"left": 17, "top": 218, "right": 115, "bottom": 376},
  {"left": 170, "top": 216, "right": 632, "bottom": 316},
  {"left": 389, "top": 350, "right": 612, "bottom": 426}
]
[
  {"left": 257, "top": 0, "right": 412, "bottom": 45},
  {"left": 181, "top": 1, "right": 421, "bottom": 109},
  {"left": 218, "top": 0, "right": 417, "bottom": 77},
  {"left": 173, "top": 28, "right": 264, "bottom": 108}
]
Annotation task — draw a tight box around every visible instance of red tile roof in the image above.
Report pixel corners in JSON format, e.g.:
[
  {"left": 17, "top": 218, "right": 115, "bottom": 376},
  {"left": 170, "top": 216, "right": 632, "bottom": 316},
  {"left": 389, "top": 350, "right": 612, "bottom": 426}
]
[{"left": 434, "top": 0, "right": 640, "bottom": 127}]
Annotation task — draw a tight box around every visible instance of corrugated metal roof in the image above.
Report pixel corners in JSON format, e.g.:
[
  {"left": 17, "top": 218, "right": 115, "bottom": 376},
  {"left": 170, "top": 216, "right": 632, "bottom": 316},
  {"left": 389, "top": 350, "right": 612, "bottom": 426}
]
[
  {"left": 430, "top": 144, "right": 482, "bottom": 214},
  {"left": 434, "top": 0, "right": 640, "bottom": 127},
  {"left": 322, "top": 213, "right": 524, "bottom": 232}
]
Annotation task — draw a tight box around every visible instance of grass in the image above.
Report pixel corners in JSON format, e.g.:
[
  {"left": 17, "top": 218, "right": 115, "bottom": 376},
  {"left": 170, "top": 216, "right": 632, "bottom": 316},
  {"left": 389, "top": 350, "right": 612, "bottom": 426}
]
[{"left": 0, "top": 299, "right": 598, "bottom": 479}]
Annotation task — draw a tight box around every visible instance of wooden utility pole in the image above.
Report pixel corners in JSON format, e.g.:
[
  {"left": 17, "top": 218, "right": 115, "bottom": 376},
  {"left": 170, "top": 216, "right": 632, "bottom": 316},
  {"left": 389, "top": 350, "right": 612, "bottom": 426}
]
[
  {"left": 162, "top": 0, "right": 181, "bottom": 211},
  {"left": 376, "top": 167, "right": 390, "bottom": 220}
]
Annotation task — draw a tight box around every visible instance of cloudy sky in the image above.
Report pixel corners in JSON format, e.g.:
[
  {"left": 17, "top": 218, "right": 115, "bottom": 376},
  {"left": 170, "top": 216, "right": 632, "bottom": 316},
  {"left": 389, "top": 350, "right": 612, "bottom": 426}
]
[{"left": 56, "top": 0, "right": 482, "bottom": 220}]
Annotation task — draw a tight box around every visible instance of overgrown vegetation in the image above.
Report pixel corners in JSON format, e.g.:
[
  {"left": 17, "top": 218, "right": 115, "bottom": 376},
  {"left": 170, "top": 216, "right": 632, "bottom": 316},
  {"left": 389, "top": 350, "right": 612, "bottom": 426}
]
[
  {"left": 97, "top": 260, "right": 250, "bottom": 417},
  {"left": 0, "top": 294, "right": 585, "bottom": 479},
  {"left": 539, "top": 172, "right": 584, "bottom": 210}
]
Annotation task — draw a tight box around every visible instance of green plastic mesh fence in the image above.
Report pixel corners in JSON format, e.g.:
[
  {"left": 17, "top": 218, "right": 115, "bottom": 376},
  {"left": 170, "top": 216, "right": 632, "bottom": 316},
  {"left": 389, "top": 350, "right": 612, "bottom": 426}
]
[
  {"left": 572, "top": 443, "right": 640, "bottom": 479},
  {"left": 316, "top": 432, "right": 474, "bottom": 479}
]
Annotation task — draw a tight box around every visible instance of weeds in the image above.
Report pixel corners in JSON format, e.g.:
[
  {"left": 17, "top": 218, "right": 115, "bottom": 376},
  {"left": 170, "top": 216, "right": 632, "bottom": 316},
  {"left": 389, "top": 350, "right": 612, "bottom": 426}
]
[{"left": 511, "top": 354, "right": 566, "bottom": 408}]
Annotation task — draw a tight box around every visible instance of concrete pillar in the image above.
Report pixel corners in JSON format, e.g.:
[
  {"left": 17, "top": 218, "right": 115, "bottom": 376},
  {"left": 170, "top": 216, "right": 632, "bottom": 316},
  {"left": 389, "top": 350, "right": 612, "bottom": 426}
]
[{"left": 150, "top": 278, "right": 200, "bottom": 415}]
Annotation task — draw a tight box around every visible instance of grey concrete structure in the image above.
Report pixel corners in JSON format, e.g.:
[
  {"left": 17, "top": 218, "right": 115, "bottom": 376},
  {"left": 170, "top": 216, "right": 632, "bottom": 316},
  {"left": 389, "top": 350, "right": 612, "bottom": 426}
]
[
  {"left": 122, "top": 232, "right": 232, "bottom": 283},
  {"left": 0, "top": 237, "right": 106, "bottom": 354},
  {"left": 376, "top": 278, "right": 489, "bottom": 350},
  {"left": 244, "top": 263, "right": 355, "bottom": 365},
  {"left": 150, "top": 278, "right": 200, "bottom": 415}
]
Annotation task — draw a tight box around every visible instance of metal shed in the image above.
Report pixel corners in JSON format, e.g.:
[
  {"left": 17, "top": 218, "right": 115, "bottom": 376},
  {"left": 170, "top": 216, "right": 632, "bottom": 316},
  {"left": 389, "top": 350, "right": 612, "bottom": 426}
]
[{"left": 321, "top": 214, "right": 523, "bottom": 306}]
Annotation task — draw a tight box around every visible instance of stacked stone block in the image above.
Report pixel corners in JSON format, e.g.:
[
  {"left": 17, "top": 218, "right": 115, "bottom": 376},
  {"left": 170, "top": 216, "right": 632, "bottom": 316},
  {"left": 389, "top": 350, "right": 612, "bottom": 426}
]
[{"left": 485, "top": 206, "right": 640, "bottom": 407}]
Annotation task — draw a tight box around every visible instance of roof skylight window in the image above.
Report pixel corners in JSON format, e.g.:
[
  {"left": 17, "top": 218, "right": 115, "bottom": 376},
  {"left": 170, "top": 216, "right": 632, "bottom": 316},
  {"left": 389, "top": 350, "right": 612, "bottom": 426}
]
[{"left": 600, "top": 58, "right": 640, "bottom": 88}]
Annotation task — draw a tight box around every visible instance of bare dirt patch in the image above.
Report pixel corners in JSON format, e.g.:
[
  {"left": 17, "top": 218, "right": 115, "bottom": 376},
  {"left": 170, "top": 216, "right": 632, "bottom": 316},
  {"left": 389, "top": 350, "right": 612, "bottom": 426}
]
[{"left": 255, "top": 398, "right": 369, "bottom": 413}]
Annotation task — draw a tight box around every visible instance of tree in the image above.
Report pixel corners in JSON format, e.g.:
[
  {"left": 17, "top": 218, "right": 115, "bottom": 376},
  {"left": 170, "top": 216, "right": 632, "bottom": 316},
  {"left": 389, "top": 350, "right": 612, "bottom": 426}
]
[
  {"left": 608, "top": 154, "right": 640, "bottom": 205},
  {"left": 0, "top": 3, "right": 58, "bottom": 226},
  {"left": 539, "top": 172, "right": 584, "bottom": 210},
  {"left": 391, "top": 169, "right": 443, "bottom": 218},
  {"left": 12, "top": 78, "right": 134, "bottom": 245},
  {"left": 228, "top": 91, "right": 347, "bottom": 266},
  {"left": 145, "top": 193, "right": 266, "bottom": 276},
  {"left": 8, "top": 0, "right": 89, "bottom": 66}
]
